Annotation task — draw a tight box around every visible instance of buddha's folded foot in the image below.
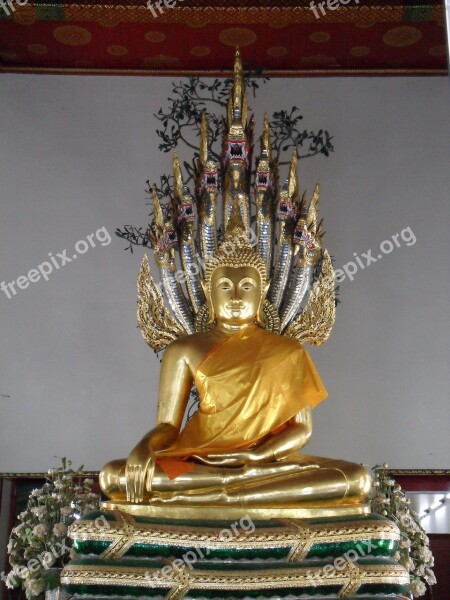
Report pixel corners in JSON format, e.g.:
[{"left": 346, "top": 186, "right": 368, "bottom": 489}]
[
  {"left": 226, "top": 461, "right": 319, "bottom": 486},
  {"left": 149, "top": 488, "right": 233, "bottom": 505}
]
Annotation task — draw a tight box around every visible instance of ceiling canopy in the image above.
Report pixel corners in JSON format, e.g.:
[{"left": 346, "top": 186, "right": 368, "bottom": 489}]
[{"left": 0, "top": 0, "right": 447, "bottom": 75}]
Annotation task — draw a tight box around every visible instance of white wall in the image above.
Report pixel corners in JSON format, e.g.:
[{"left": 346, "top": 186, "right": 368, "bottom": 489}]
[{"left": 0, "top": 74, "right": 449, "bottom": 472}]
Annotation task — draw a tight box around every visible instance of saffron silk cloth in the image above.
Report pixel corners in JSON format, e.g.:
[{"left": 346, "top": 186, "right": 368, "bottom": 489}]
[{"left": 156, "top": 325, "right": 327, "bottom": 479}]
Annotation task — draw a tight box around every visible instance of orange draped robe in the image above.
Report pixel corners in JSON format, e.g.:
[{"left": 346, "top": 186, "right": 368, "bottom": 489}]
[{"left": 156, "top": 325, "right": 327, "bottom": 479}]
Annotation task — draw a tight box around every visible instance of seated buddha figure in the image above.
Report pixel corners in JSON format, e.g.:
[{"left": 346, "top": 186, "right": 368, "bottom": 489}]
[{"left": 100, "top": 240, "right": 372, "bottom": 509}]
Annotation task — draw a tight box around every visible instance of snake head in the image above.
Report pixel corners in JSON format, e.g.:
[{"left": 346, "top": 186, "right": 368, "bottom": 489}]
[
  {"left": 255, "top": 150, "right": 274, "bottom": 197},
  {"left": 277, "top": 182, "right": 297, "bottom": 221},
  {"left": 225, "top": 108, "right": 249, "bottom": 168},
  {"left": 175, "top": 187, "right": 195, "bottom": 227},
  {"left": 149, "top": 187, "right": 178, "bottom": 262},
  {"left": 199, "top": 157, "right": 220, "bottom": 198},
  {"left": 294, "top": 217, "right": 321, "bottom": 262},
  {"left": 149, "top": 224, "right": 178, "bottom": 260},
  {"left": 226, "top": 138, "right": 248, "bottom": 163}
]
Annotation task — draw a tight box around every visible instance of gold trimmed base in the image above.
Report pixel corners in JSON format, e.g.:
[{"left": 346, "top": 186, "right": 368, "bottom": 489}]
[
  {"left": 101, "top": 500, "right": 371, "bottom": 520},
  {"left": 61, "top": 560, "right": 410, "bottom": 598}
]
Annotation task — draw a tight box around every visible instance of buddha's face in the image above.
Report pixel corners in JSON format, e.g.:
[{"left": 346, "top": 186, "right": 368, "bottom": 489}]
[{"left": 210, "top": 266, "right": 261, "bottom": 327}]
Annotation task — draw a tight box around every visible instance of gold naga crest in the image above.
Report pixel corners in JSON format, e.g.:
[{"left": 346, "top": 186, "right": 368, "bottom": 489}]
[{"left": 137, "top": 50, "right": 336, "bottom": 351}]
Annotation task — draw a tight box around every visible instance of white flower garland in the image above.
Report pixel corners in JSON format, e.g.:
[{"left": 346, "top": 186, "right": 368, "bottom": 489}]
[
  {"left": 371, "top": 464, "right": 437, "bottom": 598},
  {"left": 6, "top": 458, "right": 100, "bottom": 599}
]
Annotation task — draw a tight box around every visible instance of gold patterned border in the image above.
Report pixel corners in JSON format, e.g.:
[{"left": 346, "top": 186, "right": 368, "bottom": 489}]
[
  {"left": 63, "top": 5, "right": 403, "bottom": 26},
  {"left": 8, "top": 3, "right": 436, "bottom": 27},
  {"left": 2, "top": 2, "right": 445, "bottom": 27},
  {"left": 387, "top": 468, "right": 450, "bottom": 476},
  {"left": 61, "top": 561, "right": 410, "bottom": 596},
  {"left": 1, "top": 64, "right": 447, "bottom": 76}
]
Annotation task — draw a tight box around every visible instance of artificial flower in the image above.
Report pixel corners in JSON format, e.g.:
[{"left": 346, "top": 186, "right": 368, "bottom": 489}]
[
  {"left": 31, "top": 525, "right": 46, "bottom": 538},
  {"left": 5, "top": 458, "right": 100, "bottom": 599},
  {"left": 52, "top": 523, "right": 67, "bottom": 537}
]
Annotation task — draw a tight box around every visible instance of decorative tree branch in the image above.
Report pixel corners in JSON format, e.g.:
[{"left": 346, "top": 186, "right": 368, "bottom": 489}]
[{"left": 270, "top": 107, "right": 334, "bottom": 165}]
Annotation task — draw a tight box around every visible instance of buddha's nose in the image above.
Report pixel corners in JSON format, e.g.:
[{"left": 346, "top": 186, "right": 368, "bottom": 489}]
[{"left": 230, "top": 294, "right": 243, "bottom": 307}]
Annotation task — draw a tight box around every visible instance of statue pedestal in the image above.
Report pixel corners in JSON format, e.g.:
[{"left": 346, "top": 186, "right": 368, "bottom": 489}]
[
  {"left": 101, "top": 500, "right": 372, "bottom": 520},
  {"left": 61, "top": 509, "right": 410, "bottom": 599}
]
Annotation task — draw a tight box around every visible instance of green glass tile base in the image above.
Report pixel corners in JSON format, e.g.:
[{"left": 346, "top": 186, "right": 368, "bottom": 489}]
[{"left": 71, "top": 510, "right": 399, "bottom": 561}]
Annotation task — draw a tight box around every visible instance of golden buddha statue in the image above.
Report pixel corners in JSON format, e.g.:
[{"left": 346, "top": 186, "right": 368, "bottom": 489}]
[{"left": 100, "top": 50, "right": 371, "bottom": 517}]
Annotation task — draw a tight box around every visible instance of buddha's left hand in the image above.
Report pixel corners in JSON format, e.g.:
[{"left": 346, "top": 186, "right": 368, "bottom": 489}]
[
  {"left": 193, "top": 420, "right": 312, "bottom": 467},
  {"left": 192, "top": 449, "right": 270, "bottom": 467}
]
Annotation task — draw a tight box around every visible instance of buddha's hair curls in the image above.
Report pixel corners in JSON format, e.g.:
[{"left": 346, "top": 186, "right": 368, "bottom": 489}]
[{"left": 203, "top": 238, "right": 269, "bottom": 291}]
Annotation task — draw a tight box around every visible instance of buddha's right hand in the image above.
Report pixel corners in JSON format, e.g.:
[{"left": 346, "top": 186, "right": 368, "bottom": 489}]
[
  {"left": 124, "top": 424, "right": 178, "bottom": 502},
  {"left": 125, "top": 445, "right": 155, "bottom": 503}
]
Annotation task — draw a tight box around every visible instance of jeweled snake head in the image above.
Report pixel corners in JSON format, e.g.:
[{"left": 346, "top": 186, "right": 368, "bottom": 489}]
[
  {"left": 255, "top": 159, "right": 273, "bottom": 196},
  {"left": 225, "top": 137, "right": 248, "bottom": 167},
  {"left": 149, "top": 220, "right": 178, "bottom": 264},
  {"left": 201, "top": 170, "right": 219, "bottom": 195},
  {"left": 175, "top": 188, "right": 195, "bottom": 227},
  {"left": 199, "top": 158, "right": 220, "bottom": 198},
  {"left": 149, "top": 187, "right": 178, "bottom": 262},
  {"left": 225, "top": 107, "right": 249, "bottom": 168},
  {"left": 154, "top": 227, "right": 177, "bottom": 255},
  {"left": 178, "top": 201, "right": 194, "bottom": 224},
  {"left": 294, "top": 218, "right": 321, "bottom": 262},
  {"left": 277, "top": 190, "right": 297, "bottom": 222}
]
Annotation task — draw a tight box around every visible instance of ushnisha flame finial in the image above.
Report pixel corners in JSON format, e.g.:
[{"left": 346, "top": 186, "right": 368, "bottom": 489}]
[{"left": 139, "top": 50, "right": 335, "bottom": 349}]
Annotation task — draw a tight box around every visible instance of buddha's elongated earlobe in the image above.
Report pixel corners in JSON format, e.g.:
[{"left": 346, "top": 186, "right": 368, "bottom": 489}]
[
  {"left": 201, "top": 280, "right": 215, "bottom": 325},
  {"left": 256, "top": 280, "right": 270, "bottom": 327}
]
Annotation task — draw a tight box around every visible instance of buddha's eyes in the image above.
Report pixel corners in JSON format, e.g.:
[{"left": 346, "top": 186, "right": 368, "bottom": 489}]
[
  {"left": 239, "top": 279, "right": 257, "bottom": 291},
  {"left": 215, "top": 277, "right": 257, "bottom": 292}
]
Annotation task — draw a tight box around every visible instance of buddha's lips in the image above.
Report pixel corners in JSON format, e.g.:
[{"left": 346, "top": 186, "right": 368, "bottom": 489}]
[{"left": 227, "top": 303, "right": 244, "bottom": 312}]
